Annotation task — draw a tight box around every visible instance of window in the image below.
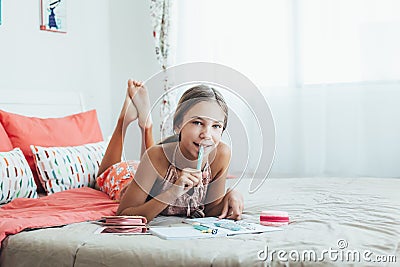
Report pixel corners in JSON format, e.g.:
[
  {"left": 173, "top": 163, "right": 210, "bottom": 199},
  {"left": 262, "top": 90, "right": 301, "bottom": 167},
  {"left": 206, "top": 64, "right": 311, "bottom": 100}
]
[
  {"left": 173, "top": 0, "right": 400, "bottom": 87},
  {"left": 174, "top": 0, "right": 289, "bottom": 87},
  {"left": 301, "top": 0, "right": 400, "bottom": 84}
]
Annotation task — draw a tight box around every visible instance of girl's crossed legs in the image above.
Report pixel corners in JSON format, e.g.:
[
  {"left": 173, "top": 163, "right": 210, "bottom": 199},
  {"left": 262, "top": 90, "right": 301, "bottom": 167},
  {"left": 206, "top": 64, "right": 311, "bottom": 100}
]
[{"left": 97, "top": 79, "right": 153, "bottom": 177}]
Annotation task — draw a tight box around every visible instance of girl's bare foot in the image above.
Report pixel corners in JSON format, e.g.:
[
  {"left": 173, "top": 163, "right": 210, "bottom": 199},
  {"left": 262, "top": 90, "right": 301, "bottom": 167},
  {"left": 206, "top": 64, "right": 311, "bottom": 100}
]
[
  {"left": 119, "top": 80, "right": 139, "bottom": 125},
  {"left": 130, "top": 80, "right": 153, "bottom": 129}
]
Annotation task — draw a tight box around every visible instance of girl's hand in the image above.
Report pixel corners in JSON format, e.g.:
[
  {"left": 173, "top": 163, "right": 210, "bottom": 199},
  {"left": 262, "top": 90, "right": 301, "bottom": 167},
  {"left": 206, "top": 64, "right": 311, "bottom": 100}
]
[
  {"left": 171, "top": 168, "right": 201, "bottom": 197},
  {"left": 218, "top": 189, "right": 244, "bottom": 220}
]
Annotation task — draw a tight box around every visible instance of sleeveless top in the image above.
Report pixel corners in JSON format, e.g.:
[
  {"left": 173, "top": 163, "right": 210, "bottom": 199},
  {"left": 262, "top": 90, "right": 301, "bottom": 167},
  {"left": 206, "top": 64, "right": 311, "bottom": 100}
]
[{"left": 158, "top": 162, "right": 212, "bottom": 217}]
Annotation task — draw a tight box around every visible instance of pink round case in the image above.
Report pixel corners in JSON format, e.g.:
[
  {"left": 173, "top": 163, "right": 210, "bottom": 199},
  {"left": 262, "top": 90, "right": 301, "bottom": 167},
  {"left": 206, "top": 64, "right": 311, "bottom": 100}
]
[{"left": 260, "top": 210, "right": 289, "bottom": 226}]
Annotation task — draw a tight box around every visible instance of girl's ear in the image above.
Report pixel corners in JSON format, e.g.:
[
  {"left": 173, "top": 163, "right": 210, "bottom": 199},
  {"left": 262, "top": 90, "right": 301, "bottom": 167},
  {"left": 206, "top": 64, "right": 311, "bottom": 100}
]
[
  {"left": 173, "top": 127, "right": 181, "bottom": 142},
  {"left": 174, "top": 124, "right": 181, "bottom": 135},
  {"left": 174, "top": 125, "right": 183, "bottom": 142}
]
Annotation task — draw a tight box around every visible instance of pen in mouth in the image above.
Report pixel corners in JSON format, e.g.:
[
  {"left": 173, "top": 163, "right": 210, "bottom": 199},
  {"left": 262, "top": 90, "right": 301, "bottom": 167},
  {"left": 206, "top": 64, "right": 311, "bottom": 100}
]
[{"left": 196, "top": 145, "right": 204, "bottom": 171}]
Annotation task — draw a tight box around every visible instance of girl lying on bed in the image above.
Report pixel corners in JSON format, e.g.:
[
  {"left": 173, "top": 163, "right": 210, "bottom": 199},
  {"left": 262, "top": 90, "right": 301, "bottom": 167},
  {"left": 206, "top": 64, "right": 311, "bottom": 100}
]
[{"left": 96, "top": 80, "right": 243, "bottom": 222}]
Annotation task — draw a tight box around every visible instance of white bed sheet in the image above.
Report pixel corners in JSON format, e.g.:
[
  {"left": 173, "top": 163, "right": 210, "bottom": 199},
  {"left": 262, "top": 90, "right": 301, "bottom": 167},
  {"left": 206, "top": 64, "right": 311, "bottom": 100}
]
[{"left": 1, "top": 177, "right": 399, "bottom": 267}]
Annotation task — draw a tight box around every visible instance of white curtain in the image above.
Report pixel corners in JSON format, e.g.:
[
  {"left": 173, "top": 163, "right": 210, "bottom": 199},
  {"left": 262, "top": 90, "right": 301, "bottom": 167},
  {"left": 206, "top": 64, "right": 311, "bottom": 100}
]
[{"left": 171, "top": 0, "right": 400, "bottom": 177}]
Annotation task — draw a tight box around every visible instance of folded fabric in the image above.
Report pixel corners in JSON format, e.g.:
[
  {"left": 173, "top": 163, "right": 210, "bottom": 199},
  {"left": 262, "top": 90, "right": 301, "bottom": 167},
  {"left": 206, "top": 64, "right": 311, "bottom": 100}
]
[
  {"left": 0, "top": 187, "right": 118, "bottom": 243},
  {"left": 0, "top": 148, "right": 37, "bottom": 204},
  {"left": 31, "top": 142, "right": 106, "bottom": 194},
  {"left": 0, "top": 109, "right": 103, "bottom": 193}
]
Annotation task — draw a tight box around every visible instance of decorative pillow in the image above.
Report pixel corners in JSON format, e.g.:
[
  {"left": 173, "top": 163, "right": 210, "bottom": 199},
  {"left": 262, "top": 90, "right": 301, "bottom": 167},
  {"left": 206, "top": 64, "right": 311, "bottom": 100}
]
[
  {"left": 96, "top": 160, "right": 140, "bottom": 201},
  {"left": 31, "top": 142, "right": 106, "bottom": 195},
  {"left": 0, "top": 148, "right": 38, "bottom": 204},
  {"left": 0, "top": 109, "right": 104, "bottom": 193},
  {"left": 0, "top": 123, "right": 13, "bottom": 152}
]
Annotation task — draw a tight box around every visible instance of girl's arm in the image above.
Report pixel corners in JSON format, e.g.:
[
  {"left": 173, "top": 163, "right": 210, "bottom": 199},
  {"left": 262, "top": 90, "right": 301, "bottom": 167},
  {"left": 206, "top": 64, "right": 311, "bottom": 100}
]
[
  {"left": 117, "top": 147, "right": 175, "bottom": 221},
  {"left": 117, "top": 146, "right": 201, "bottom": 221},
  {"left": 204, "top": 143, "right": 231, "bottom": 216},
  {"left": 203, "top": 174, "right": 226, "bottom": 216}
]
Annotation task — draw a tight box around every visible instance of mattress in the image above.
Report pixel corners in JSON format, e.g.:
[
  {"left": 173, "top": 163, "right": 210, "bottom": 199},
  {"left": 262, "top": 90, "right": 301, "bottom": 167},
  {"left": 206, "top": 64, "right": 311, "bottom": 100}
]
[{"left": 1, "top": 177, "right": 399, "bottom": 267}]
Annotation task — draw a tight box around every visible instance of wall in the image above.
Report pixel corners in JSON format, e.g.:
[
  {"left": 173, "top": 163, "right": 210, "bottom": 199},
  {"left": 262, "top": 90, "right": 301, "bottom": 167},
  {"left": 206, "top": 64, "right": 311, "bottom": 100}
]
[
  {"left": 108, "top": 0, "right": 159, "bottom": 160},
  {"left": 0, "top": 0, "right": 159, "bottom": 159},
  {"left": 0, "top": 0, "right": 112, "bottom": 138}
]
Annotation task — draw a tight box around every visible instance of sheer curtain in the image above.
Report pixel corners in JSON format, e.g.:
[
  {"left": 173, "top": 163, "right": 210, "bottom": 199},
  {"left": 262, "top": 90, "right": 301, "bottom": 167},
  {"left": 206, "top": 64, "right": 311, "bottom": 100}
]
[
  {"left": 170, "top": 0, "right": 400, "bottom": 177},
  {"left": 301, "top": 0, "right": 400, "bottom": 84}
]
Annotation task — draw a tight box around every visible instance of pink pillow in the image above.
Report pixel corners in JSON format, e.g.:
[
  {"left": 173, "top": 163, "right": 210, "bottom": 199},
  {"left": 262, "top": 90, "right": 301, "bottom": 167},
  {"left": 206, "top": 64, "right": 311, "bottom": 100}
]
[
  {"left": 0, "top": 123, "right": 13, "bottom": 152},
  {"left": 0, "top": 110, "right": 104, "bottom": 193}
]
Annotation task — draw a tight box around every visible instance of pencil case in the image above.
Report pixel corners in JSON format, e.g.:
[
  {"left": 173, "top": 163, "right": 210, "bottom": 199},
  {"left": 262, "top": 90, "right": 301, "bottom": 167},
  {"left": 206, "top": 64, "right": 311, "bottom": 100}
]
[
  {"left": 101, "top": 216, "right": 147, "bottom": 226},
  {"left": 100, "top": 216, "right": 148, "bottom": 233},
  {"left": 260, "top": 211, "right": 289, "bottom": 226},
  {"left": 101, "top": 225, "right": 148, "bottom": 233}
]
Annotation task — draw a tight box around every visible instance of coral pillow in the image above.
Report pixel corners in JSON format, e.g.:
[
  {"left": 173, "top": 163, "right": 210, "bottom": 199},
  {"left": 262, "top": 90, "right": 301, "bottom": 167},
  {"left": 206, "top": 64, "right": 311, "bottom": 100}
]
[
  {"left": 0, "top": 110, "right": 103, "bottom": 193},
  {"left": 0, "top": 123, "right": 13, "bottom": 152},
  {"left": 0, "top": 148, "right": 38, "bottom": 204},
  {"left": 31, "top": 142, "right": 106, "bottom": 194}
]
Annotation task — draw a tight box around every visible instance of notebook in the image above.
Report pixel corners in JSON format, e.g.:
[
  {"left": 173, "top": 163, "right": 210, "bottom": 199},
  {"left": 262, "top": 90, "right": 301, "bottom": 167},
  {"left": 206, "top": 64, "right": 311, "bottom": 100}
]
[
  {"left": 149, "top": 226, "right": 226, "bottom": 240},
  {"left": 184, "top": 217, "right": 282, "bottom": 236},
  {"left": 149, "top": 217, "right": 281, "bottom": 240}
]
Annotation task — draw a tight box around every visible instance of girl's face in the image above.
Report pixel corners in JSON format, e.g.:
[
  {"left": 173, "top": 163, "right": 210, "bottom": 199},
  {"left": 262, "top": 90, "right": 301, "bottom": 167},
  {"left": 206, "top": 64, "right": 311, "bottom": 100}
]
[{"left": 177, "top": 101, "right": 226, "bottom": 160}]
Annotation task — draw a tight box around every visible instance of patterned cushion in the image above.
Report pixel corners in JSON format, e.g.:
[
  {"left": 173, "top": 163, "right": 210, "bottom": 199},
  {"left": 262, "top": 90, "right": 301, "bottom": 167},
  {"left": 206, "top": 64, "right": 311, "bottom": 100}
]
[
  {"left": 96, "top": 160, "right": 140, "bottom": 201},
  {"left": 0, "top": 148, "right": 38, "bottom": 204},
  {"left": 31, "top": 142, "right": 106, "bottom": 194}
]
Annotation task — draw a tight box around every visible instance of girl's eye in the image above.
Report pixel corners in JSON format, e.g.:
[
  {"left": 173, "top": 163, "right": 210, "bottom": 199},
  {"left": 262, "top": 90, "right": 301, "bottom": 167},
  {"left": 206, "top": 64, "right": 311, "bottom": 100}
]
[
  {"left": 192, "top": 121, "right": 202, "bottom": 125},
  {"left": 213, "top": 124, "right": 222, "bottom": 129}
]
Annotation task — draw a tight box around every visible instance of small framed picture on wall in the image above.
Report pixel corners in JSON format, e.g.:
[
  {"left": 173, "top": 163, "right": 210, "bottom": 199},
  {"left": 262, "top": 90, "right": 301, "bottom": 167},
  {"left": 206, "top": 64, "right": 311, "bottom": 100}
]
[{"left": 40, "top": 0, "right": 67, "bottom": 33}]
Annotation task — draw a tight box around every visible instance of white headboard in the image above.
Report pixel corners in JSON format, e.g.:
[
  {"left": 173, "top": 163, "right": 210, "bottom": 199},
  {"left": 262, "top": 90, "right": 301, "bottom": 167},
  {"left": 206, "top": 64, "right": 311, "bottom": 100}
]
[{"left": 0, "top": 91, "right": 85, "bottom": 117}]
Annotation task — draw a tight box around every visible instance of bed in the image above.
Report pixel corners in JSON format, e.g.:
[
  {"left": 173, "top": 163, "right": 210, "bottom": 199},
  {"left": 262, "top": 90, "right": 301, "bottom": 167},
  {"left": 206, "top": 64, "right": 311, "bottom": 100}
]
[
  {"left": 1, "top": 92, "right": 399, "bottom": 267},
  {"left": 1, "top": 178, "right": 399, "bottom": 266}
]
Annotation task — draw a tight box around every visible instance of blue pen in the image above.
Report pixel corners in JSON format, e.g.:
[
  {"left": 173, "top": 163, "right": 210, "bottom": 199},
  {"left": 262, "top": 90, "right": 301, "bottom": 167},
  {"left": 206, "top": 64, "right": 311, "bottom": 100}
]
[
  {"left": 197, "top": 145, "right": 204, "bottom": 171},
  {"left": 192, "top": 223, "right": 218, "bottom": 234}
]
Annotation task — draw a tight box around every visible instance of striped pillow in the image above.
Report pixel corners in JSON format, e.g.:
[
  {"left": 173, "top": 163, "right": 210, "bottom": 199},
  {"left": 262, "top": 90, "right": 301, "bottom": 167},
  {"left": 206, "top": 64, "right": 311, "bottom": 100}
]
[
  {"left": 31, "top": 142, "right": 106, "bottom": 195},
  {"left": 0, "top": 148, "right": 38, "bottom": 204}
]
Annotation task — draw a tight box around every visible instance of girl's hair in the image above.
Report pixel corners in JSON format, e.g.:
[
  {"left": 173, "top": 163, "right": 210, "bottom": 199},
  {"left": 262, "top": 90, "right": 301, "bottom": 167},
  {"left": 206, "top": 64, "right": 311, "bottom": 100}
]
[{"left": 159, "top": 84, "right": 228, "bottom": 144}]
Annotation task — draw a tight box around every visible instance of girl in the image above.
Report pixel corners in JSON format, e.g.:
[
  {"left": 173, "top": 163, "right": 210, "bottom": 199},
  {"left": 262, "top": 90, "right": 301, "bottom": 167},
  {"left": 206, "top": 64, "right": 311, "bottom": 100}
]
[{"left": 96, "top": 80, "right": 243, "bottom": 222}]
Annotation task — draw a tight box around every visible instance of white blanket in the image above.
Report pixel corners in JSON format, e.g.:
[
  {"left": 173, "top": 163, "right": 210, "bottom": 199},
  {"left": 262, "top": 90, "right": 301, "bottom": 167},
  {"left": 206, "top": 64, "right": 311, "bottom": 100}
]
[{"left": 1, "top": 177, "right": 399, "bottom": 267}]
